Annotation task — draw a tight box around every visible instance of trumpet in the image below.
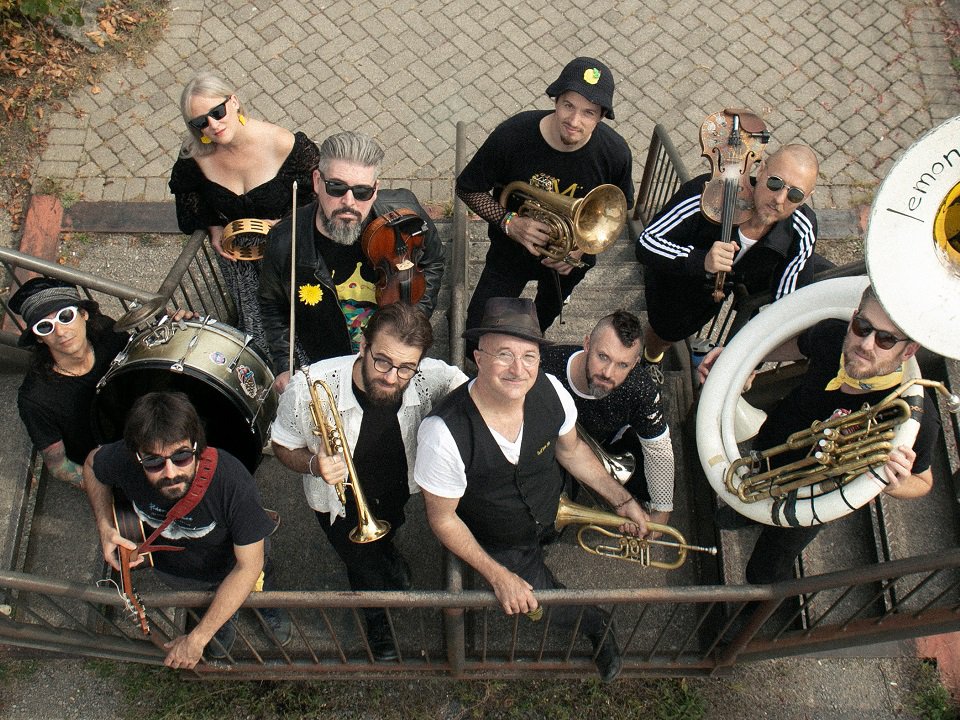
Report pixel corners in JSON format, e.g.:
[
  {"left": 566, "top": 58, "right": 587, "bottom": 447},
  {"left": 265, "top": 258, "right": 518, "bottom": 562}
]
[
  {"left": 726, "top": 378, "right": 960, "bottom": 504},
  {"left": 577, "top": 423, "right": 635, "bottom": 484},
  {"left": 304, "top": 369, "right": 390, "bottom": 544},
  {"left": 555, "top": 495, "right": 717, "bottom": 570},
  {"left": 499, "top": 180, "right": 627, "bottom": 267}
]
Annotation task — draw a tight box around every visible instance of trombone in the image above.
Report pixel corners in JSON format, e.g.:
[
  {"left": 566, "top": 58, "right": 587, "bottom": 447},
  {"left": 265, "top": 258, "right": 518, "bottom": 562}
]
[
  {"left": 555, "top": 495, "right": 717, "bottom": 570},
  {"left": 304, "top": 369, "right": 390, "bottom": 544}
]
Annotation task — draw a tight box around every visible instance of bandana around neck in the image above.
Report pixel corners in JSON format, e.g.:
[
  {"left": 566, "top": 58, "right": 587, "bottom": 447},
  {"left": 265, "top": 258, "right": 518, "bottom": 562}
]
[{"left": 824, "top": 351, "right": 903, "bottom": 392}]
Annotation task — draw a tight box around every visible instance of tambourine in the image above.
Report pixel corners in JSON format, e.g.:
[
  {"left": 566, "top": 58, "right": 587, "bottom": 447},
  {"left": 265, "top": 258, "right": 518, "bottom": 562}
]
[{"left": 221, "top": 219, "right": 270, "bottom": 261}]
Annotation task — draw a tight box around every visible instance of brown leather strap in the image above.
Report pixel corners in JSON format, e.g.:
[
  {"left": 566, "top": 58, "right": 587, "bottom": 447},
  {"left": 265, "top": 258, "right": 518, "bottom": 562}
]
[{"left": 137, "top": 447, "right": 219, "bottom": 555}]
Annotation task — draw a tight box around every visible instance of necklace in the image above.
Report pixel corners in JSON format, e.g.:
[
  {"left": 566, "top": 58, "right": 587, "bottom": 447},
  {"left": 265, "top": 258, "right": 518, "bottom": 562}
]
[{"left": 53, "top": 344, "right": 95, "bottom": 377}]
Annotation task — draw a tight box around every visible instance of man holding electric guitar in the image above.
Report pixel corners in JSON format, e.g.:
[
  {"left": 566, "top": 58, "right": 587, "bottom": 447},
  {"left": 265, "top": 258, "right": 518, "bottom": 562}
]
[{"left": 83, "top": 391, "right": 288, "bottom": 669}]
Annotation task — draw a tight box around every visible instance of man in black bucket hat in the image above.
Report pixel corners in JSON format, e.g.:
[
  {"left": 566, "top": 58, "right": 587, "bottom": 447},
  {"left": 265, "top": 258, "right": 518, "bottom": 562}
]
[
  {"left": 414, "top": 297, "right": 649, "bottom": 682},
  {"left": 456, "top": 57, "right": 633, "bottom": 353}
]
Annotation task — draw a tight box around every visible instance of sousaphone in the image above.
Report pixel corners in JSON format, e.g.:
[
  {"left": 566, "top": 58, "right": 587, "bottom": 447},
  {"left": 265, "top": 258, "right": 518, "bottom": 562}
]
[{"left": 698, "top": 115, "right": 960, "bottom": 527}]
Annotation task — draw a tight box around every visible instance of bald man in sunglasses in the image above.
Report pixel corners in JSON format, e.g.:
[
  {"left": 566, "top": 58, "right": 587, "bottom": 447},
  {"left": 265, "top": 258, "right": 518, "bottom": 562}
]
[
  {"left": 635, "top": 144, "right": 821, "bottom": 380},
  {"left": 697, "top": 284, "right": 941, "bottom": 585},
  {"left": 259, "top": 131, "right": 445, "bottom": 392}
]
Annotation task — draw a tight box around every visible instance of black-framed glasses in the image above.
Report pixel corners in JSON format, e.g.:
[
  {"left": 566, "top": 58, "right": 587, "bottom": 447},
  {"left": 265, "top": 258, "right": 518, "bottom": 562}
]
[
  {"left": 765, "top": 175, "right": 807, "bottom": 204},
  {"left": 187, "top": 97, "right": 230, "bottom": 131},
  {"left": 850, "top": 313, "right": 909, "bottom": 350},
  {"left": 372, "top": 355, "right": 419, "bottom": 379},
  {"left": 477, "top": 348, "right": 540, "bottom": 368},
  {"left": 318, "top": 173, "right": 376, "bottom": 201},
  {"left": 32, "top": 306, "right": 79, "bottom": 336},
  {"left": 137, "top": 442, "right": 198, "bottom": 473}
]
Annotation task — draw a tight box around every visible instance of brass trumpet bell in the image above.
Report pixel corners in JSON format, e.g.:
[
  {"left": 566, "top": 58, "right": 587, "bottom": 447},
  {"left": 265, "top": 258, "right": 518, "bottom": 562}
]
[
  {"left": 554, "top": 495, "right": 716, "bottom": 570},
  {"left": 499, "top": 181, "right": 627, "bottom": 267}
]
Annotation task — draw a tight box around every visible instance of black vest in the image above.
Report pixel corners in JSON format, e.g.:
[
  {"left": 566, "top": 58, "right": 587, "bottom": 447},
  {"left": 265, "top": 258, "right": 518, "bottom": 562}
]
[{"left": 431, "top": 373, "right": 565, "bottom": 548}]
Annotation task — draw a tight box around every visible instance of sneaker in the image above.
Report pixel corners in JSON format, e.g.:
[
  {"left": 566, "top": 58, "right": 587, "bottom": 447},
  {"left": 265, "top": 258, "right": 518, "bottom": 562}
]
[
  {"left": 260, "top": 608, "right": 293, "bottom": 647},
  {"left": 591, "top": 630, "right": 623, "bottom": 683},
  {"left": 641, "top": 355, "right": 664, "bottom": 385},
  {"left": 207, "top": 617, "right": 237, "bottom": 660},
  {"left": 368, "top": 616, "right": 399, "bottom": 662}
]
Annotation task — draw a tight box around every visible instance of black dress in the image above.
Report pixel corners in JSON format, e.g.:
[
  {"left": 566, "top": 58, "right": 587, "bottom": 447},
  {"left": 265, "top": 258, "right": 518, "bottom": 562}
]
[{"left": 169, "top": 130, "right": 319, "bottom": 358}]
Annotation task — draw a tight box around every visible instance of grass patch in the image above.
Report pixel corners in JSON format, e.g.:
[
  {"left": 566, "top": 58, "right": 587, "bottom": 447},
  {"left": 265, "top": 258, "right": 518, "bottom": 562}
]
[
  {"left": 911, "top": 661, "right": 959, "bottom": 720},
  {"left": 83, "top": 660, "right": 709, "bottom": 720}
]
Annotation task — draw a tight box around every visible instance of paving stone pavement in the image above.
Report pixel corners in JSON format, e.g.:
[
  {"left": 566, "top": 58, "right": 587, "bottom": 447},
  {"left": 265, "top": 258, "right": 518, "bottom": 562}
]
[{"left": 32, "top": 0, "right": 960, "bottom": 211}]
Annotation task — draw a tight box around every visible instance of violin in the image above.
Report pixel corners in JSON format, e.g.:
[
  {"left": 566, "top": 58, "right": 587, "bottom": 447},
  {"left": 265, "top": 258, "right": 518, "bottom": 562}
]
[
  {"left": 360, "top": 208, "right": 428, "bottom": 306},
  {"left": 699, "top": 108, "right": 770, "bottom": 301}
]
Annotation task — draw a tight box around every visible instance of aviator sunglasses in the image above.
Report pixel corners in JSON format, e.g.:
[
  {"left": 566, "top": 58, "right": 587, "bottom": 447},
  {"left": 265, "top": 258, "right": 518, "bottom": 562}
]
[
  {"left": 188, "top": 97, "right": 230, "bottom": 131},
  {"left": 319, "top": 173, "right": 376, "bottom": 201},
  {"left": 765, "top": 175, "right": 807, "bottom": 204},
  {"left": 850, "top": 313, "right": 909, "bottom": 350},
  {"left": 137, "top": 442, "right": 198, "bottom": 473},
  {"left": 32, "top": 305, "right": 80, "bottom": 336}
]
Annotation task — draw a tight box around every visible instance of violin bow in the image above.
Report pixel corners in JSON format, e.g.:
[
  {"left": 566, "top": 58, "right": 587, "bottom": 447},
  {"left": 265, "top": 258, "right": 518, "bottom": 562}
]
[{"left": 288, "top": 180, "right": 297, "bottom": 377}]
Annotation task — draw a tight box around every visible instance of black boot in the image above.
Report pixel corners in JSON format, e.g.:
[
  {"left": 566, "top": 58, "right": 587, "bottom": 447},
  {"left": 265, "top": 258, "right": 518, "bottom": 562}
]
[
  {"left": 367, "top": 615, "right": 398, "bottom": 662},
  {"left": 590, "top": 626, "right": 622, "bottom": 683}
]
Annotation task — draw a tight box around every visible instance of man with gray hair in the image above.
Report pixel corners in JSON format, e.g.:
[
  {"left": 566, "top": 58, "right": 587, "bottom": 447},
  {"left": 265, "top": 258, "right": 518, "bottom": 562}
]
[{"left": 259, "top": 131, "right": 445, "bottom": 391}]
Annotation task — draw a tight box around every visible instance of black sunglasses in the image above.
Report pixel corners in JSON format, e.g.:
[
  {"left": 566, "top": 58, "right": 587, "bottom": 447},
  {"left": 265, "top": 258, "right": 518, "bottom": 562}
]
[
  {"left": 188, "top": 97, "right": 230, "bottom": 131},
  {"left": 765, "top": 175, "right": 807, "bottom": 204},
  {"left": 850, "top": 314, "right": 909, "bottom": 350},
  {"left": 137, "top": 442, "right": 198, "bottom": 473},
  {"left": 319, "top": 173, "right": 376, "bottom": 202}
]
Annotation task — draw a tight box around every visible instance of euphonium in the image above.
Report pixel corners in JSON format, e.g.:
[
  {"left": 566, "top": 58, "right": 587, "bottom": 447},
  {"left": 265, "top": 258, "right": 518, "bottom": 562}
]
[
  {"left": 577, "top": 423, "right": 635, "bottom": 484},
  {"left": 303, "top": 369, "right": 390, "bottom": 544},
  {"left": 554, "top": 495, "right": 716, "bottom": 570},
  {"left": 726, "top": 378, "right": 960, "bottom": 504},
  {"left": 498, "top": 180, "right": 627, "bottom": 267}
]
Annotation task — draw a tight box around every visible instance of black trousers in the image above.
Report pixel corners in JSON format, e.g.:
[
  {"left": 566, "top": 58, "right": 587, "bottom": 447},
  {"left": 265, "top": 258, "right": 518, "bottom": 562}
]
[
  {"left": 484, "top": 542, "right": 610, "bottom": 641},
  {"left": 317, "top": 507, "right": 405, "bottom": 626},
  {"left": 745, "top": 524, "right": 824, "bottom": 585},
  {"left": 465, "top": 261, "right": 590, "bottom": 354}
]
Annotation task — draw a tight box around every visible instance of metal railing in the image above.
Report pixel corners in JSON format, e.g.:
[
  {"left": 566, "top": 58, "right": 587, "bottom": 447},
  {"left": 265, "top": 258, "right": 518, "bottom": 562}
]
[
  {"left": 0, "top": 230, "right": 234, "bottom": 350},
  {"left": 1, "top": 548, "right": 958, "bottom": 678}
]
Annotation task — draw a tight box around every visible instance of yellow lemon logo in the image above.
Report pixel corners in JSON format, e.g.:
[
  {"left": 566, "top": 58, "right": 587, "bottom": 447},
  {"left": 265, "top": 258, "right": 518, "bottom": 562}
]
[
  {"left": 583, "top": 68, "right": 601, "bottom": 85},
  {"left": 298, "top": 284, "right": 323, "bottom": 306}
]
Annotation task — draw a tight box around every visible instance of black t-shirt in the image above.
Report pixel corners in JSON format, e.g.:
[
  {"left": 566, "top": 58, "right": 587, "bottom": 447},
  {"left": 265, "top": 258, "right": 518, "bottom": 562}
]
[
  {"left": 456, "top": 110, "right": 634, "bottom": 274},
  {"left": 313, "top": 227, "right": 378, "bottom": 353},
  {"left": 540, "top": 345, "right": 667, "bottom": 443},
  {"left": 757, "top": 320, "right": 940, "bottom": 473},
  {"left": 92, "top": 441, "right": 275, "bottom": 583},
  {"left": 351, "top": 381, "right": 408, "bottom": 522},
  {"left": 17, "top": 330, "right": 129, "bottom": 464}
]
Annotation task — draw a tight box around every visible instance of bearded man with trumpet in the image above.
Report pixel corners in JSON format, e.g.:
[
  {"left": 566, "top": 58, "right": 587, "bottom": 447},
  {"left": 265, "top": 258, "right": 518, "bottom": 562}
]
[
  {"left": 698, "top": 283, "right": 942, "bottom": 584},
  {"left": 415, "top": 297, "right": 649, "bottom": 683},
  {"left": 540, "top": 309, "right": 675, "bottom": 526},
  {"left": 456, "top": 56, "right": 633, "bottom": 353},
  {"left": 270, "top": 303, "right": 466, "bottom": 661}
]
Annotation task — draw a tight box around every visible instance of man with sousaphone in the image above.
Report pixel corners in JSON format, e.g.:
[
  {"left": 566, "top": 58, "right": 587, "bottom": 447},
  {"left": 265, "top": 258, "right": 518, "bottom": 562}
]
[
  {"left": 258, "top": 131, "right": 445, "bottom": 392},
  {"left": 415, "top": 298, "right": 649, "bottom": 683},
  {"left": 698, "top": 283, "right": 943, "bottom": 585},
  {"left": 270, "top": 303, "right": 466, "bottom": 661},
  {"left": 635, "top": 126, "right": 820, "bottom": 381},
  {"left": 456, "top": 56, "right": 633, "bottom": 353}
]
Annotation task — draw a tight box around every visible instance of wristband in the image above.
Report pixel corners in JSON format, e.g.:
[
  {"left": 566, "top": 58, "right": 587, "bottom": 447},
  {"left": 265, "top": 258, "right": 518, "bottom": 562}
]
[
  {"left": 501, "top": 211, "right": 516, "bottom": 236},
  {"left": 614, "top": 496, "right": 635, "bottom": 510},
  {"left": 308, "top": 454, "right": 321, "bottom": 478}
]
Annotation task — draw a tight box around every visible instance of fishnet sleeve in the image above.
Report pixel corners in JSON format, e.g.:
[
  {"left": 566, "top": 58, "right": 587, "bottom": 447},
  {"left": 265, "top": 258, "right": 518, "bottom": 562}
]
[
  {"left": 639, "top": 430, "right": 674, "bottom": 512},
  {"left": 456, "top": 186, "right": 507, "bottom": 227}
]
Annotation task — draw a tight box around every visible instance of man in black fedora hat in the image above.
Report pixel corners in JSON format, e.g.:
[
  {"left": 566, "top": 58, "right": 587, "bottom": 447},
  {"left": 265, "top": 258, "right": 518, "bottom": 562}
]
[
  {"left": 414, "top": 297, "right": 649, "bottom": 682},
  {"left": 456, "top": 57, "right": 634, "bottom": 353}
]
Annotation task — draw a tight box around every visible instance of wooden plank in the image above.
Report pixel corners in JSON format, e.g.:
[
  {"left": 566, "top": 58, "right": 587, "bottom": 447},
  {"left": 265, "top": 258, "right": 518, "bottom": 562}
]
[{"left": 62, "top": 201, "right": 180, "bottom": 234}]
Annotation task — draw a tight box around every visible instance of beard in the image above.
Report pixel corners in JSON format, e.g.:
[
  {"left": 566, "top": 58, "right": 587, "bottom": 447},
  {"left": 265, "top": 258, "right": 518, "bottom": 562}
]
[
  {"left": 154, "top": 473, "right": 194, "bottom": 501},
  {"left": 320, "top": 208, "right": 364, "bottom": 246},
  {"left": 842, "top": 336, "right": 904, "bottom": 379},
  {"left": 586, "top": 374, "right": 613, "bottom": 399},
  {"left": 360, "top": 356, "right": 406, "bottom": 406}
]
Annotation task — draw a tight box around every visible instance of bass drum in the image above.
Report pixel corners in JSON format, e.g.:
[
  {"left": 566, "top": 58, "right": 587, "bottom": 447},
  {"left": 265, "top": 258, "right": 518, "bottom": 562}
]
[{"left": 93, "top": 318, "right": 277, "bottom": 473}]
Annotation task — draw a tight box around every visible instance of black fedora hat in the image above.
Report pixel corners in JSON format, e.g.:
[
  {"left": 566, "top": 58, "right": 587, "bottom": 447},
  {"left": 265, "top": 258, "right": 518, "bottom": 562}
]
[{"left": 462, "top": 297, "right": 553, "bottom": 346}]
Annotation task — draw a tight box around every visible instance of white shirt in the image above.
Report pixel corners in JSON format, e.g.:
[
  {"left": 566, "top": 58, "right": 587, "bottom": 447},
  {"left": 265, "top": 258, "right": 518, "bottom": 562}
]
[
  {"left": 271, "top": 353, "right": 467, "bottom": 518},
  {"left": 414, "top": 373, "right": 577, "bottom": 499}
]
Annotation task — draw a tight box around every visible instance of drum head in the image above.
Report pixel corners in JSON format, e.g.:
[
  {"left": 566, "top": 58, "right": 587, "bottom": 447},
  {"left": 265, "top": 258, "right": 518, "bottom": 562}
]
[{"left": 93, "top": 365, "right": 265, "bottom": 473}]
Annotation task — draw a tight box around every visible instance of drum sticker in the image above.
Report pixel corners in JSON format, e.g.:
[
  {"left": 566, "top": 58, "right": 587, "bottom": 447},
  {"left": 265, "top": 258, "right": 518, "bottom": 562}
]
[
  {"left": 236, "top": 365, "right": 258, "bottom": 398},
  {"left": 209, "top": 351, "right": 227, "bottom": 366}
]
